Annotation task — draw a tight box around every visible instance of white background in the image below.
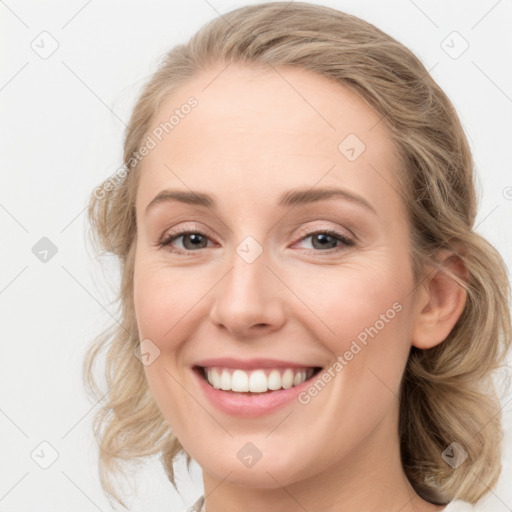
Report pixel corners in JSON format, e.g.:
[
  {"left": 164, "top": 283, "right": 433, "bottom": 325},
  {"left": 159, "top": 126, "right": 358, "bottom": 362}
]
[{"left": 1, "top": 0, "right": 511, "bottom": 511}]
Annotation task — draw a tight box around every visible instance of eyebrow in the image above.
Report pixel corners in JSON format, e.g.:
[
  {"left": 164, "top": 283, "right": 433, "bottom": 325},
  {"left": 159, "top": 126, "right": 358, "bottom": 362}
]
[{"left": 144, "top": 186, "right": 377, "bottom": 215}]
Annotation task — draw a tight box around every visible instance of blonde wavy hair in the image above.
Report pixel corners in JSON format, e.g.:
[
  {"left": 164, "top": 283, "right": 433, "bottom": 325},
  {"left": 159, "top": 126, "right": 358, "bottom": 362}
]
[{"left": 84, "top": 1, "right": 512, "bottom": 508}]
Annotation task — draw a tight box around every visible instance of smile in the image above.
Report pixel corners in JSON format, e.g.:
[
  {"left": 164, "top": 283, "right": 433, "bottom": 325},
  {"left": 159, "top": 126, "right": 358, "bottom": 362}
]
[{"left": 191, "top": 363, "right": 323, "bottom": 417}]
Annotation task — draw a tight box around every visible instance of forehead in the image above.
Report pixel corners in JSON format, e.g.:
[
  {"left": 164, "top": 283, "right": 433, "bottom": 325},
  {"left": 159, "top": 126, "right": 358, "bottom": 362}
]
[{"left": 136, "top": 63, "right": 402, "bottom": 215}]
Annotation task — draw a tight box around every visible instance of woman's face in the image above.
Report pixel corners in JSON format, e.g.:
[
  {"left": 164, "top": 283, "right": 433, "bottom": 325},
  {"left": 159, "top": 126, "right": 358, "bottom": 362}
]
[{"left": 133, "top": 63, "right": 421, "bottom": 488}]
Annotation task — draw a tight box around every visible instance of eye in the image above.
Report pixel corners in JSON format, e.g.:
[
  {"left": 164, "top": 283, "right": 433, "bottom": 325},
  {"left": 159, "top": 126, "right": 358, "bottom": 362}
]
[
  {"left": 157, "top": 228, "right": 354, "bottom": 254},
  {"left": 158, "top": 230, "right": 214, "bottom": 252},
  {"left": 294, "top": 229, "right": 354, "bottom": 253}
]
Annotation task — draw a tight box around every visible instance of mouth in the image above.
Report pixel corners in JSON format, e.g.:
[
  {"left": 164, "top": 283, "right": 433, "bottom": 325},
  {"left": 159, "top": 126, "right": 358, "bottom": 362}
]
[{"left": 193, "top": 365, "right": 323, "bottom": 394}]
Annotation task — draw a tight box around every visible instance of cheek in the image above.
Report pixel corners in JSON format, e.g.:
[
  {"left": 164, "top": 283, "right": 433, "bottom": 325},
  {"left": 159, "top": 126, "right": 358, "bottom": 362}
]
[
  {"left": 286, "top": 257, "right": 411, "bottom": 347},
  {"left": 133, "top": 269, "right": 169, "bottom": 343},
  {"left": 284, "top": 255, "right": 414, "bottom": 402},
  {"left": 133, "top": 258, "right": 200, "bottom": 426},
  {"left": 133, "top": 255, "right": 202, "bottom": 345}
]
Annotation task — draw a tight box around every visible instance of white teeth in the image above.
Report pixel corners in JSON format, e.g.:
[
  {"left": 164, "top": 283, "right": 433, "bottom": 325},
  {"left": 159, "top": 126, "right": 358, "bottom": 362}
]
[
  {"left": 204, "top": 367, "right": 315, "bottom": 393},
  {"left": 220, "top": 370, "right": 231, "bottom": 391},
  {"left": 249, "top": 370, "right": 267, "bottom": 392},
  {"left": 281, "top": 368, "right": 294, "bottom": 389},
  {"left": 232, "top": 369, "right": 249, "bottom": 392},
  {"left": 268, "top": 369, "right": 282, "bottom": 390}
]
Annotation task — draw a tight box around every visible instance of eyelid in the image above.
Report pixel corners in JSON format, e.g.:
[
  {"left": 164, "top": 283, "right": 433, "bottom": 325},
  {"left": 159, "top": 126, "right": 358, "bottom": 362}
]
[
  {"left": 293, "top": 223, "right": 354, "bottom": 243},
  {"left": 157, "top": 222, "right": 216, "bottom": 247}
]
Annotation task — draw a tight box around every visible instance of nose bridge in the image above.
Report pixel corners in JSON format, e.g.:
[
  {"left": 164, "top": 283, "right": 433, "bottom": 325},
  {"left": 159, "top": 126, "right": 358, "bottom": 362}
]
[{"left": 209, "top": 234, "right": 285, "bottom": 334}]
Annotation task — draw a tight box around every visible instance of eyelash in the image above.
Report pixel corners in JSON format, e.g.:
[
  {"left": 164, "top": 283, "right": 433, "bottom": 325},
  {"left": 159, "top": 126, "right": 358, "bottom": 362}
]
[{"left": 157, "top": 228, "right": 355, "bottom": 255}]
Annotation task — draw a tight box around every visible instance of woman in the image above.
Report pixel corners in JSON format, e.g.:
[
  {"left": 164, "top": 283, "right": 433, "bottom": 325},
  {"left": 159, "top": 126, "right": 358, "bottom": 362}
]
[{"left": 84, "top": 3, "right": 511, "bottom": 511}]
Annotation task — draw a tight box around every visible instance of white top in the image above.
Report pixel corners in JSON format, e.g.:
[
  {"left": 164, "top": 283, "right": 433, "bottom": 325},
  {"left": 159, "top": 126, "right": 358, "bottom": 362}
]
[
  {"left": 442, "top": 501, "right": 476, "bottom": 511},
  {"left": 190, "top": 496, "right": 476, "bottom": 511}
]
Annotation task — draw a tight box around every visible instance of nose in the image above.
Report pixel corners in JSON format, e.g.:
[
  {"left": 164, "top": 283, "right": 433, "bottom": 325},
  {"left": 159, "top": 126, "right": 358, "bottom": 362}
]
[{"left": 209, "top": 247, "right": 287, "bottom": 338}]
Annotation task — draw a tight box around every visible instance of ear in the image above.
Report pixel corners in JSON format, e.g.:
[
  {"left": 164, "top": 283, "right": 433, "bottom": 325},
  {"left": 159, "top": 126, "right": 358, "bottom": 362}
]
[{"left": 411, "top": 249, "right": 469, "bottom": 349}]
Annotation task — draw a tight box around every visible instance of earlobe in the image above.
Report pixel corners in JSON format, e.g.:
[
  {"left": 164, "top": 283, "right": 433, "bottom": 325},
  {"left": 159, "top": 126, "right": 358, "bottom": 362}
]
[{"left": 411, "top": 249, "right": 469, "bottom": 350}]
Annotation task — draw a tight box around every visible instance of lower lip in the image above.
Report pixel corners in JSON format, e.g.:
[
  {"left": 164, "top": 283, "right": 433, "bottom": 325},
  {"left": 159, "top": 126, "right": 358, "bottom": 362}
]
[{"left": 192, "top": 367, "right": 320, "bottom": 417}]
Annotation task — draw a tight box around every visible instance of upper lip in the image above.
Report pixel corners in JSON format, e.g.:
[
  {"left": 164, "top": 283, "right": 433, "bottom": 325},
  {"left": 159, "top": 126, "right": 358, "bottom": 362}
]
[{"left": 193, "top": 357, "right": 323, "bottom": 370}]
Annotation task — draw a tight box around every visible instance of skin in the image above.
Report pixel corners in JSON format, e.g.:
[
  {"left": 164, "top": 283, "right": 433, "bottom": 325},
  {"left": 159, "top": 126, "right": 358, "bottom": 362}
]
[{"left": 132, "top": 63, "right": 467, "bottom": 512}]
